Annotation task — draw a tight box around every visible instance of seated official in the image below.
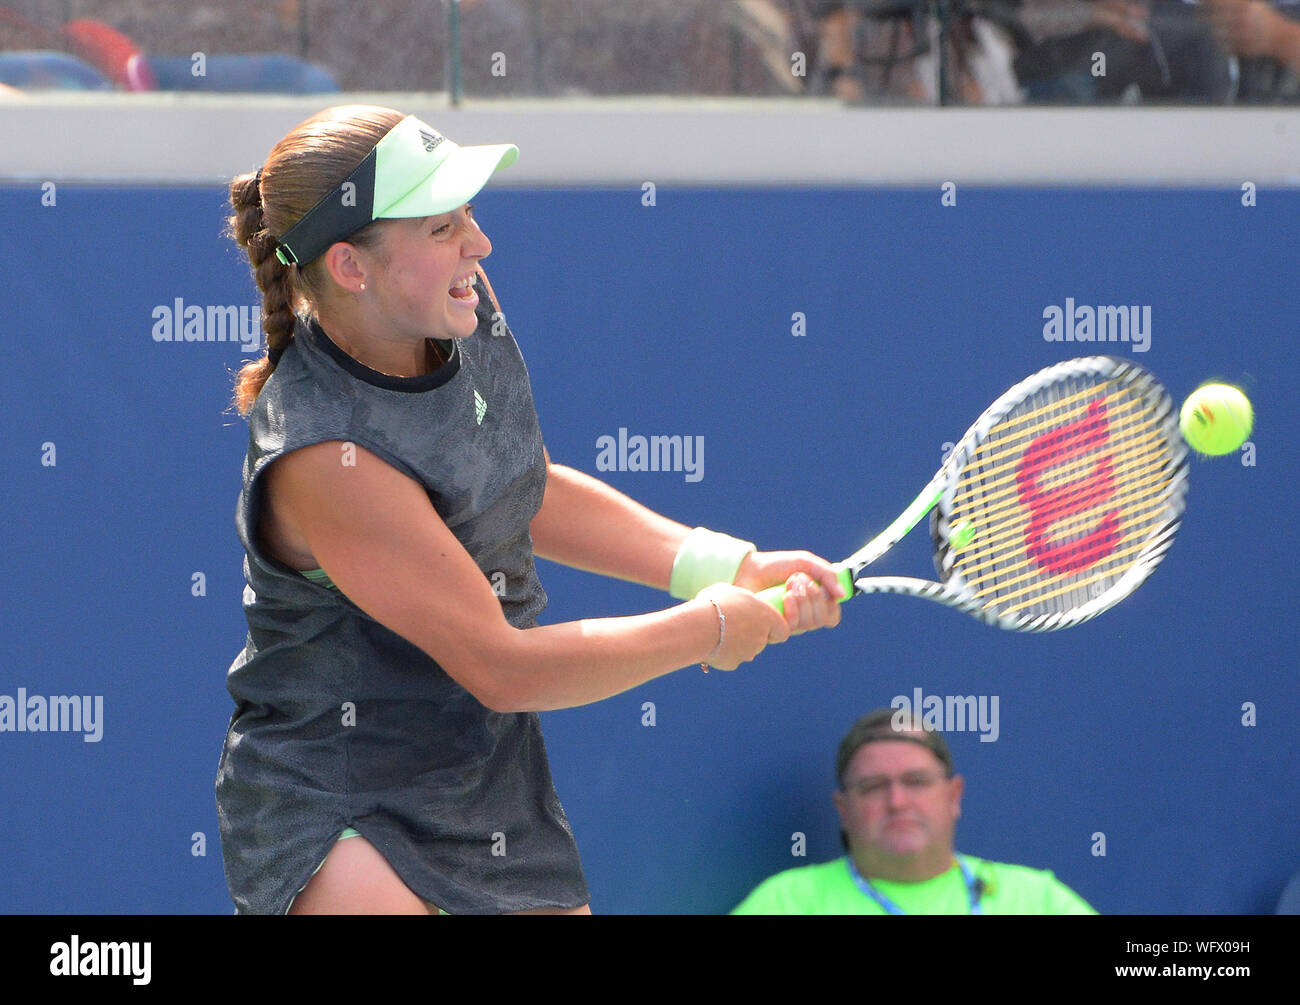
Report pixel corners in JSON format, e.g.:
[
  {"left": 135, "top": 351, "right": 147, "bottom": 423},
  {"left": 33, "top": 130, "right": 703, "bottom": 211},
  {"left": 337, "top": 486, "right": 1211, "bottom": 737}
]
[{"left": 732, "top": 709, "right": 1096, "bottom": 915}]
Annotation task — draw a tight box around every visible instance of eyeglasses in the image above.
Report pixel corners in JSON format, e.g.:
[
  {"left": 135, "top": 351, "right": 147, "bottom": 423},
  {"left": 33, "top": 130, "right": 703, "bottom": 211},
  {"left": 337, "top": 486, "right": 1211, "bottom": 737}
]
[{"left": 842, "top": 771, "right": 950, "bottom": 800}]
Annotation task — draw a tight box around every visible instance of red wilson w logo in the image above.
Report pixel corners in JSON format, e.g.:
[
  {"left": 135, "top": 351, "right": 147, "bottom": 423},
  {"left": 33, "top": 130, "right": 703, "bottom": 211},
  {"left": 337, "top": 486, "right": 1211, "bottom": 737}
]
[{"left": 1015, "top": 399, "right": 1120, "bottom": 576}]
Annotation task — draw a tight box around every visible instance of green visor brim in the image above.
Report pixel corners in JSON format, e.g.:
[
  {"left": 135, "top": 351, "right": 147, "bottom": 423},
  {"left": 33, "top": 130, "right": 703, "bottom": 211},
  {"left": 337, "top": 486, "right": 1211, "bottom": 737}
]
[{"left": 378, "top": 143, "right": 517, "bottom": 219}]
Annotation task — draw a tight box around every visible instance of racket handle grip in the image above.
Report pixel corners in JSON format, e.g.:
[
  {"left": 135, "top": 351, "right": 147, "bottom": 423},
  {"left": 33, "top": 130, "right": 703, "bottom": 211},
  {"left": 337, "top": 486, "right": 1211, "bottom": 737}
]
[{"left": 757, "top": 565, "right": 854, "bottom": 616}]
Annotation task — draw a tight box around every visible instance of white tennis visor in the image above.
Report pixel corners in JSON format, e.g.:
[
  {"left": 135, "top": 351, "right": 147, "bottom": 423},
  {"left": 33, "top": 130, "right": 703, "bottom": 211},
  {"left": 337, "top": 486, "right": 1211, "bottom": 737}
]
[{"left": 273, "top": 114, "right": 518, "bottom": 267}]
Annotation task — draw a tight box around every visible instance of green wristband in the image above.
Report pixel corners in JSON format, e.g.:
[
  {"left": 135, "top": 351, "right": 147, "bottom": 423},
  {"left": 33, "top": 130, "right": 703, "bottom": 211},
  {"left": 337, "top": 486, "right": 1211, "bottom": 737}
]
[{"left": 668, "top": 527, "right": 757, "bottom": 600}]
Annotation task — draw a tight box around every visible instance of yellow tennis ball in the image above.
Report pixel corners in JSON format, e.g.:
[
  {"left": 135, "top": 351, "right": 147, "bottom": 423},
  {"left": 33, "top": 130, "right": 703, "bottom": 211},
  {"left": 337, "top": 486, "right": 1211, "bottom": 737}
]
[{"left": 1179, "top": 383, "right": 1253, "bottom": 456}]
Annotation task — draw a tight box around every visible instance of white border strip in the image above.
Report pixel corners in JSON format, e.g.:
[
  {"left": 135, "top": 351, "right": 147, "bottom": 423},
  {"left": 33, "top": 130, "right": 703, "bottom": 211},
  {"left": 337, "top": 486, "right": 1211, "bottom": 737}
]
[{"left": 2, "top": 94, "right": 1300, "bottom": 185}]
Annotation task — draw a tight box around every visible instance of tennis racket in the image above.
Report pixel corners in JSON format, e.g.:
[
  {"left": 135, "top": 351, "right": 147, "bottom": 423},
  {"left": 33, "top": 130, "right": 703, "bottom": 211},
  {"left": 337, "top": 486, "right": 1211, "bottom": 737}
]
[{"left": 760, "top": 356, "right": 1188, "bottom": 631}]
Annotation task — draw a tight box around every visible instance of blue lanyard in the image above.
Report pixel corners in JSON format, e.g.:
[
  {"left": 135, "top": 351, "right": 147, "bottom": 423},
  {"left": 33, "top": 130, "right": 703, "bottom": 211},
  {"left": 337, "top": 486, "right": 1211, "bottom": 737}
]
[{"left": 846, "top": 855, "right": 983, "bottom": 915}]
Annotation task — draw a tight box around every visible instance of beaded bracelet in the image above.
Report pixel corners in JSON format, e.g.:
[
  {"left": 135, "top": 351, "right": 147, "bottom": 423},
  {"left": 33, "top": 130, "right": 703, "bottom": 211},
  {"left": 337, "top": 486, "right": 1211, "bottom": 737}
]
[{"left": 700, "top": 598, "right": 726, "bottom": 673}]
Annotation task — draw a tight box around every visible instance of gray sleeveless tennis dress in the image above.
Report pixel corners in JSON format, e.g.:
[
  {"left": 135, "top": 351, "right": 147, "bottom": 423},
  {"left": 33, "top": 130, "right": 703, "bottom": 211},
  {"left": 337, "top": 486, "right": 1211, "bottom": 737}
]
[{"left": 215, "top": 277, "right": 589, "bottom": 914}]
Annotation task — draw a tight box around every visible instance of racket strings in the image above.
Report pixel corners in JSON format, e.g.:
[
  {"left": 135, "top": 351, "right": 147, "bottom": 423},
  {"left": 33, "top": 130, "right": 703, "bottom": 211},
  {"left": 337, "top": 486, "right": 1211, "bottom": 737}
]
[
  {"left": 952, "top": 425, "right": 1169, "bottom": 547},
  {"left": 977, "top": 533, "right": 1164, "bottom": 608},
  {"left": 964, "top": 445, "right": 1165, "bottom": 605},
  {"left": 1001, "top": 537, "right": 1170, "bottom": 612},
  {"left": 957, "top": 480, "right": 1171, "bottom": 586},
  {"left": 944, "top": 375, "right": 1178, "bottom": 619},
  {"left": 955, "top": 464, "right": 1168, "bottom": 568},
  {"left": 964, "top": 378, "right": 1123, "bottom": 455},
  {"left": 952, "top": 414, "right": 1164, "bottom": 524},
  {"left": 960, "top": 389, "right": 1146, "bottom": 475}
]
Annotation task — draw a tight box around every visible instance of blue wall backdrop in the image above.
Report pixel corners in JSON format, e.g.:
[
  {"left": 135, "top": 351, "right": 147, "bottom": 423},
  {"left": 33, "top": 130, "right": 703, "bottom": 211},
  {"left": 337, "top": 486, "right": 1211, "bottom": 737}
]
[{"left": 0, "top": 184, "right": 1293, "bottom": 914}]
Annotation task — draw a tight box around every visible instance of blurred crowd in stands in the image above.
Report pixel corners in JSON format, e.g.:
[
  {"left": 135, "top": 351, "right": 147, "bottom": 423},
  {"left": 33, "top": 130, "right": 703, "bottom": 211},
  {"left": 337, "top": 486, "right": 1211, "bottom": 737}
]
[{"left": 1, "top": 0, "right": 1298, "bottom": 103}]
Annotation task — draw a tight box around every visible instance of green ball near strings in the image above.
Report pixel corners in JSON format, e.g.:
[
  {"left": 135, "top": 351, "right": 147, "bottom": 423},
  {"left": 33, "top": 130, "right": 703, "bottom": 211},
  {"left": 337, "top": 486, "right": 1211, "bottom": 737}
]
[{"left": 1179, "top": 383, "right": 1253, "bottom": 457}]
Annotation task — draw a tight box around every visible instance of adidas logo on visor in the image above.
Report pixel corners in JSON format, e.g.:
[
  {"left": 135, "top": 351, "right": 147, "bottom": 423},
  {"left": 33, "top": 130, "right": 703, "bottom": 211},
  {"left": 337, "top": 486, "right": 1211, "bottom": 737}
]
[{"left": 419, "top": 128, "right": 445, "bottom": 153}]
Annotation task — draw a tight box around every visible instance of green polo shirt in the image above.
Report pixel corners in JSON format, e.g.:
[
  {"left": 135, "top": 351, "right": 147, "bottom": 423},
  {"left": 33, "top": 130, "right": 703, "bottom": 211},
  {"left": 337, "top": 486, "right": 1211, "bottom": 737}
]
[{"left": 731, "top": 855, "right": 1097, "bottom": 915}]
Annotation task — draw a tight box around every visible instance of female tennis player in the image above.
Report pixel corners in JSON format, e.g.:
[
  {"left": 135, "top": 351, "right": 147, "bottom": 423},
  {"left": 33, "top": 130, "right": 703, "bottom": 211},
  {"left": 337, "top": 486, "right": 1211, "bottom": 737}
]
[{"left": 215, "top": 105, "right": 845, "bottom": 915}]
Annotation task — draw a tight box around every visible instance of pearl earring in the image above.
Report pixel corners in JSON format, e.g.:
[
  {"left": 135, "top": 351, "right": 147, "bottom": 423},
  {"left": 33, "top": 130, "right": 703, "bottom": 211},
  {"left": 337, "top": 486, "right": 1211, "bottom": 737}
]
[{"left": 359, "top": 283, "right": 366, "bottom": 292}]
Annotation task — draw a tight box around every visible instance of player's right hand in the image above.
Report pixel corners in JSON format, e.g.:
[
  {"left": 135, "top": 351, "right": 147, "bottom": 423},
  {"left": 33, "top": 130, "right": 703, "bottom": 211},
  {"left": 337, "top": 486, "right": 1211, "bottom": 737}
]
[{"left": 694, "top": 583, "right": 791, "bottom": 671}]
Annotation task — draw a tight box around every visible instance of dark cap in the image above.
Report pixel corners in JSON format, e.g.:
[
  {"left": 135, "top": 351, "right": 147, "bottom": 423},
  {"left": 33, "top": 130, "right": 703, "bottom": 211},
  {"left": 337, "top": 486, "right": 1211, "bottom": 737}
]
[{"left": 835, "top": 707, "right": 955, "bottom": 788}]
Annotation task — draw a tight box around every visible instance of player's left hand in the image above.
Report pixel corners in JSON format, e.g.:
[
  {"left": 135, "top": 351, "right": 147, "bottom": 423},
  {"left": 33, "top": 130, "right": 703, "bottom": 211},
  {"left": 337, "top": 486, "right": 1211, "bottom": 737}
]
[{"left": 732, "top": 551, "right": 846, "bottom": 635}]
